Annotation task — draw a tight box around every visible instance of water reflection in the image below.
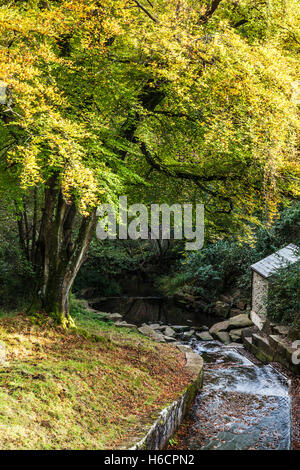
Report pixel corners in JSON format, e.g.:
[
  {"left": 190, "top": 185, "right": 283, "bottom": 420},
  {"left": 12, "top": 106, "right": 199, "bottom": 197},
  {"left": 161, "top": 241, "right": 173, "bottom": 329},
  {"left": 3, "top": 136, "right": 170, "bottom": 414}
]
[{"left": 91, "top": 296, "right": 215, "bottom": 327}]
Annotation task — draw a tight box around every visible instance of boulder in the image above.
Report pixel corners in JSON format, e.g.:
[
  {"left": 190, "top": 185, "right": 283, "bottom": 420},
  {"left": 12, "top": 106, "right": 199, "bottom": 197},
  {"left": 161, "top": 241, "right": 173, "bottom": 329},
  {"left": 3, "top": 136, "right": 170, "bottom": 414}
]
[
  {"left": 185, "top": 351, "right": 204, "bottom": 376},
  {"left": 176, "top": 344, "right": 192, "bottom": 353},
  {"left": 138, "top": 325, "right": 165, "bottom": 342},
  {"left": 241, "top": 325, "right": 257, "bottom": 339},
  {"left": 272, "top": 325, "right": 290, "bottom": 336},
  {"left": 182, "top": 330, "right": 195, "bottom": 339},
  {"left": 114, "top": 321, "right": 137, "bottom": 329},
  {"left": 250, "top": 311, "right": 266, "bottom": 331},
  {"left": 171, "top": 325, "right": 191, "bottom": 332},
  {"left": 164, "top": 326, "right": 176, "bottom": 337},
  {"left": 152, "top": 333, "right": 166, "bottom": 343},
  {"left": 149, "top": 323, "right": 161, "bottom": 330},
  {"left": 163, "top": 336, "right": 178, "bottom": 343},
  {"left": 196, "top": 331, "right": 213, "bottom": 341},
  {"left": 229, "top": 328, "right": 244, "bottom": 343},
  {"left": 229, "top": 308, "right": 244, "bottom": 318},
  {"left": 228, "top": 314, "right": 253, "bottom": 330},
  {"left": 215, "top": 331, "right": 231, "bottom": 345},
  {"left": 209, "top": 320, "right": 230, "bottom": 336}
]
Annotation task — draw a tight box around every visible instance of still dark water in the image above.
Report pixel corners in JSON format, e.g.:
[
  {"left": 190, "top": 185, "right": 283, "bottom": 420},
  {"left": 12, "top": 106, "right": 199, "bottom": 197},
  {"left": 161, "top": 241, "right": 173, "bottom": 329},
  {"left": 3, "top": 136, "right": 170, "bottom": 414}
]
[{"left": 92, "top": 296, "right": 216, "bottom": 327}]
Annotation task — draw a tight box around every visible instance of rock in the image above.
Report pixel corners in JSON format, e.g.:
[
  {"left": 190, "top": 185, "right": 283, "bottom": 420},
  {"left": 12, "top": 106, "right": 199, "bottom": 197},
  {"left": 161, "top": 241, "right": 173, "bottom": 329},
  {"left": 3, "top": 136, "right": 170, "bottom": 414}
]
[
  {"left": 149, "top": 323, "right": 161, "bottom": 330},
  {"left": 185, "top": 351, "right": 204, "bottom": 376},
  {"left": 138, "top": 325, "right": 165, "bottom": 342},
  {"left": 196, "top": 331, "right": 213, "bottom": 341},
  {"left": 194, "top": 325, "right": 209, "bottom": 332},
  {"left": 164, "top": 326, "right": 176, "bottom": 337},
  {"left": 176, "top": 344, "right": 192, "bottom": 353},
  {"left": 229, "top": 328, "right": 244, "bottom": 343},
  {"left": 149, "top": 324, "right": 168, "bottom": 331},
  {"left": 229, "top": 308, "right": 244, "bottom": 318},
  {"left": 228, "top": 314, "right": 253, "bottom": 330},
  {"left": 213, "top": 301, "right": 231, "bottom": 318},
  {"left": 114, "top": 321, "right": 137, "bottom": 329},
  {"left": 138, "top": 325, "right": 155, "bottom": 336},
  {"left": 209, "top": 320, "right": 230, "bottom": 336},
  {"left": 104, "top": 313, "right": 123, "bottom": 322},
  {"left": 152, "top": 333, "right": 166, "bottom": 343},
  {"left": 272, "top": 325, "right": 290, "bottom": 336},
  {"left": 171, "top": 325, "right": 191, "bottom": 332},
  {"left": 226, "top": 342, "right": 244, "bottom": 348},
  {"left": 250, "top": 310, "right": 266, "bottom": 331},
  {"left": 183, "top": 330, "right": 195, "bottom": 338},
  {"left": 215, "top": 331, "right": 231, "bottom": 345},
  {"left": 241, "top": 325, "right": 257, "bottom": 339},
  {"left": 163, "top": 336, "right": 178, "bottom": 343}
]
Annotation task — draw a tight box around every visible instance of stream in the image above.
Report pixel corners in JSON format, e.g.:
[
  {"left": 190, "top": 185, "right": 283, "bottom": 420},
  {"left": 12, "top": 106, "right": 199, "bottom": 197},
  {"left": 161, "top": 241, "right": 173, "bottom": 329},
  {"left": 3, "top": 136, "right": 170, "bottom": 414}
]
[
  {"left": 92, "top": 294, "right": 292, "bottom": 450},
  {"left": 178, "top": 340, "right": 291, "bottom": 450}
]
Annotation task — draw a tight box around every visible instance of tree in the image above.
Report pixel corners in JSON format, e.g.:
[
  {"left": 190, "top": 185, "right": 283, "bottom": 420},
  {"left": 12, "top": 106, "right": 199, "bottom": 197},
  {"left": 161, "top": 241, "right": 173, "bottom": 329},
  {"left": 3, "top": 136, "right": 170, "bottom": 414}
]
[{"left": 0, "top": 0, "right": 299, "bottom": 324}]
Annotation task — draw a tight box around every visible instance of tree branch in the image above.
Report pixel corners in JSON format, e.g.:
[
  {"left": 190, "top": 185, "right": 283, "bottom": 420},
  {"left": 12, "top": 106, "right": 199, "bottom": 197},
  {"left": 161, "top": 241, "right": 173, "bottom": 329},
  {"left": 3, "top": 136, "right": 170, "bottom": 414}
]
[
  {"left": 131, "top": 0, "right": 158, "bottom": 23},
  {"left": 199, "top": 0, "right": 223, "bottom": 23}
]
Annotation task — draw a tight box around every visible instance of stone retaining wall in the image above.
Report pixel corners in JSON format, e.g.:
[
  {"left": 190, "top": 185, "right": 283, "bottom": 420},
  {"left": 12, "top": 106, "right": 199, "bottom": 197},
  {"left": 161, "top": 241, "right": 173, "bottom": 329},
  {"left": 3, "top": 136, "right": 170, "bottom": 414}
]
[
  {"left": 127, "top": 349, "right": 204, "bottom": 450},
  {"left": 243, "top": 319, "right": 300, "bottom": 375}
]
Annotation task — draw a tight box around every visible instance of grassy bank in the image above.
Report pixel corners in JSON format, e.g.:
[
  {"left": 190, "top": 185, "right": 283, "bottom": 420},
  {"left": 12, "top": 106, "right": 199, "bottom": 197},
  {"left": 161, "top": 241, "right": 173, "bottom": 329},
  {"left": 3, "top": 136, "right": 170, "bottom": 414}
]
[{"left": 0, "top": 306, "right": 191, "bottom": 449}]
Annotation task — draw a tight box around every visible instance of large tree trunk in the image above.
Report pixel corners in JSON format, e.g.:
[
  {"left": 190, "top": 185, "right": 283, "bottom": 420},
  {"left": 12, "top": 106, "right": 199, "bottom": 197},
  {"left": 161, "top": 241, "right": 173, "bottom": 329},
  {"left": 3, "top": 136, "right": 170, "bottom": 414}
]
[{"left": 28, "top": 175, "right": 97, "bottom": 326}]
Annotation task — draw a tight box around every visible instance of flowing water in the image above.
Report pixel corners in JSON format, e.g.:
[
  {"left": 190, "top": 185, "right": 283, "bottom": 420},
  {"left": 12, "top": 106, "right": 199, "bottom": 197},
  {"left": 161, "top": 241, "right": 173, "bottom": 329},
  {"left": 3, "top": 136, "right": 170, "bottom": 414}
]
[
  {"left": 92, "top": 293, "right": 292, "bottom": 450},
  {"left": 178, "top": 340, "right": 291, "bottom": 450}
]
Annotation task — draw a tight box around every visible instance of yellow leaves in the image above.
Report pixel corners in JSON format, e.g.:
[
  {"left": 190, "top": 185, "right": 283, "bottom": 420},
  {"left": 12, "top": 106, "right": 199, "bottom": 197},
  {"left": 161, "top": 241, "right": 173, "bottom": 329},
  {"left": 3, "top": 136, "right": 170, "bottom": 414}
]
[
  {"left": 62, "top": 162, "right": 99, "bottom": 216},
  {"left": 9, "top": 145, "right": 43, "bottom": 189}
]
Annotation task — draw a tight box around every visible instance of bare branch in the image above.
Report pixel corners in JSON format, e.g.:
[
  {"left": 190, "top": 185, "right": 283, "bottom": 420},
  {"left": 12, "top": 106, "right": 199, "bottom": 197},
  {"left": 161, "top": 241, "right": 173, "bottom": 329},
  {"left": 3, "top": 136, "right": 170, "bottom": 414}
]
[{"left": 131, "top": 0, "right": 158, "bottom": 23}]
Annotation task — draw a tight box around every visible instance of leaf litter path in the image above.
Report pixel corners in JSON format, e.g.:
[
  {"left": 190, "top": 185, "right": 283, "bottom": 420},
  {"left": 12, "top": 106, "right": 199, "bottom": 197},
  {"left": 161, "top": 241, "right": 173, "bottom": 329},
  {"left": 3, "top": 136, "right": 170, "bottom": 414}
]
[{"left": 174, "top": 341, "right": 291, "bottom": 450}]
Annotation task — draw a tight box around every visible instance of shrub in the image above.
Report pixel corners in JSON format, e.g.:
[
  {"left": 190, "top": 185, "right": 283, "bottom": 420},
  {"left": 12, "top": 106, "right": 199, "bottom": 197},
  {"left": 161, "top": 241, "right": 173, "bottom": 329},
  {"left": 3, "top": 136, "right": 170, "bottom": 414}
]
[{"left": 267, "top": 262, "right": 300, "bottom": 328}]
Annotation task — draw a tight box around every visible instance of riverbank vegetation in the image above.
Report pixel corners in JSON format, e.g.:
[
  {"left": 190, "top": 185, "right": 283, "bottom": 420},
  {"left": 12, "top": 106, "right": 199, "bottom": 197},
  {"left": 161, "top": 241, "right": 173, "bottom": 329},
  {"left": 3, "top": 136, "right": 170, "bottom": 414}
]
[
  {"left": 0, "top": 304, "right": 191, "bottom": 449},
  {"left": 0, "top": 0, "right": 299, "bottom": 451},
  {"left": 0, "top": 0, "right": 299, "bottom": 325}
]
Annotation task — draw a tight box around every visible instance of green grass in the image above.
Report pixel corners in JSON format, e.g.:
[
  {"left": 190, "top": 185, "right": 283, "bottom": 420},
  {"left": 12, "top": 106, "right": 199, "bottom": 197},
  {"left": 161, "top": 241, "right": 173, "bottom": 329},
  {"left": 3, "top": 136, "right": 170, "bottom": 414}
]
[{"left": 0, "top": 303, "right": 191, "bottom": 449}]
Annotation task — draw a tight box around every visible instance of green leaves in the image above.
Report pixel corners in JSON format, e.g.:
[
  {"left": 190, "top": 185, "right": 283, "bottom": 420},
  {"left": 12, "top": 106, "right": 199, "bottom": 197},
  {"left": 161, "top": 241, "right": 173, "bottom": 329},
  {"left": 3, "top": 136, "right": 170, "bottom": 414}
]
[{"left": 0, "top": 0, "right": 299, "bottom": 227}]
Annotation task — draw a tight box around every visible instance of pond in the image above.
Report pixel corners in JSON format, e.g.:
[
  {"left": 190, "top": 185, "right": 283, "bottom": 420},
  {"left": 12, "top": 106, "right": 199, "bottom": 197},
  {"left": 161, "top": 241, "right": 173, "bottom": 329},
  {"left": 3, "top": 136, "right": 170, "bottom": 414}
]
[{"left": 91, "top": 296, "right": 216, "bottom": 328}]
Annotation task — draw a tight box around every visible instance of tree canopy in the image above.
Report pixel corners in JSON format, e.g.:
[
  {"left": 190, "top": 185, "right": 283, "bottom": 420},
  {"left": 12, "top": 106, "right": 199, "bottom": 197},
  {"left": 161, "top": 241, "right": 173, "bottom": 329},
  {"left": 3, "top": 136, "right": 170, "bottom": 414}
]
[
  {"left": 0, "top": 0, "right": 299, "bottom": 321},
  {"left": 1, "top": 1, "right": 299, "bottom": 214}
]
